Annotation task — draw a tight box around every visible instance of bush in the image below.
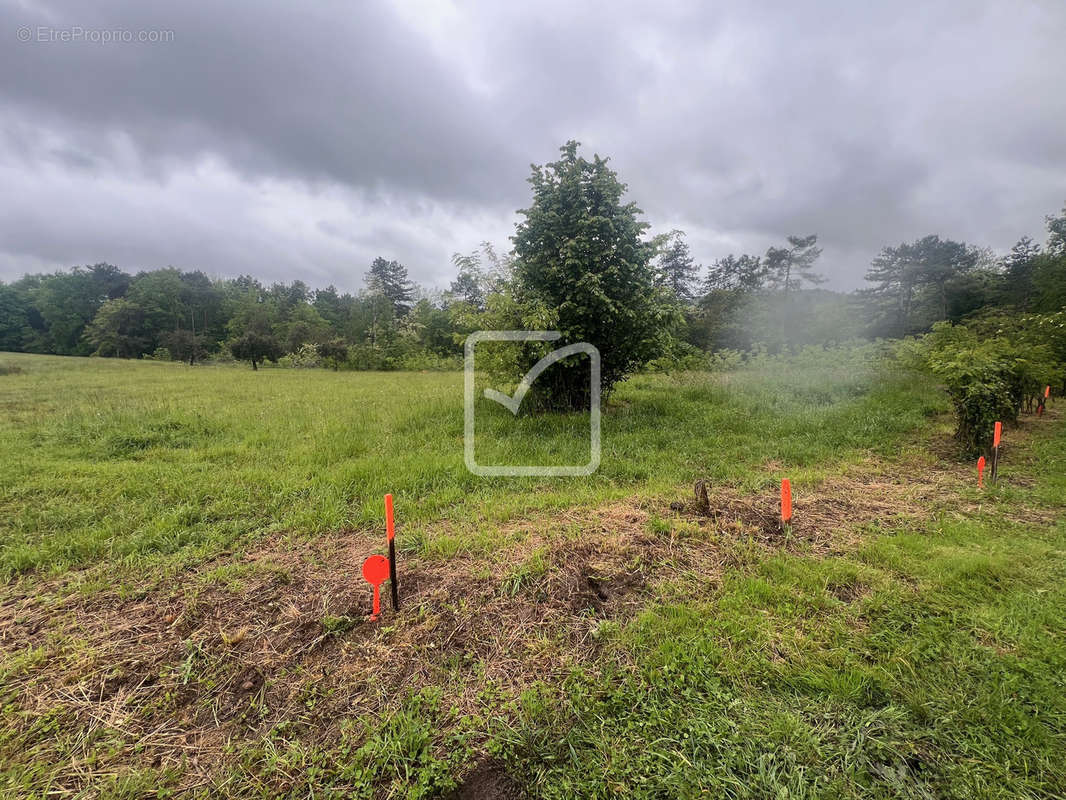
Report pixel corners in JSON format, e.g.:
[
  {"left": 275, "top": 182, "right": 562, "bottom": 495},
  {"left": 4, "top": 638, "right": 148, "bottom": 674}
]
[
  {"left": 395, "top": 351, "right": 461, "bottom": 371},
  {"left": 316, "top": 339, "right": 349, "bottom": 370},
  {"left": 344, "top": 344, "right": 392, "bottom": 371},
  {"left": 906, "top": 321, "right": 1062, "bottom": 456},
  {"left": 643, "top": 342, "right": 710, "bottom": 373},
  {"left": 289, "top": 343, "right": 321, "bottom": 369}
]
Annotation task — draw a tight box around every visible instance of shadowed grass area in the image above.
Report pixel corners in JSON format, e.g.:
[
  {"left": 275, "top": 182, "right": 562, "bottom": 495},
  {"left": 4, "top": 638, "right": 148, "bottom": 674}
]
[{"left": 0, "top": 347, "right": 945, "bottom": 576}]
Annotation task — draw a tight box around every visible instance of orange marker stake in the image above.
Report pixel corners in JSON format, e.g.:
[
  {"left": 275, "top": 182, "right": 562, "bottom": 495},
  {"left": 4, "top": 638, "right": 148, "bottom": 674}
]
[
  {"left": 990, "top": 421, "right": 1002, "bottom": 483},
  {"left": 385, "top": 494, "right": 399, "bottom": 611},
  {"left": 362, "top": 554, "right": 390, "bottom": 619},
  {"left": 780, "top": 478, "right": 793, "bottom": 529},
  {"left": 1038, "top": 385, "right": 1049, "bottom": 417},
  {"left": 977, "top": 456, "right": 985, "bottom": 488}
]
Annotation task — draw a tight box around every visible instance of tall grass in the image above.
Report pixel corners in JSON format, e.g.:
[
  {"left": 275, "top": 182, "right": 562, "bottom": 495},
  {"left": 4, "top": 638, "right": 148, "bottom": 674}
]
[{"left": 0, "top": 347, "right": 945, "bottom": 575}]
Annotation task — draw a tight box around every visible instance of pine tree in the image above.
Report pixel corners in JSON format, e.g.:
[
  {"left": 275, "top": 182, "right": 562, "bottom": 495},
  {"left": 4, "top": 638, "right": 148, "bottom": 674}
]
[
  {"left": 1001, "top": 236, "right": 1042, "bottom": 309},
  {"left": 655, "top": 231, "right": 700, "bottom": 303},
  {"left": 765, "top": 235, "right": 824, "bottom": 295},
  {"left": 365, "top": 257, "right": 414, "bottom": 316},
  {"left": 704, "top": 254, "right": 764, "bottom": 293}
]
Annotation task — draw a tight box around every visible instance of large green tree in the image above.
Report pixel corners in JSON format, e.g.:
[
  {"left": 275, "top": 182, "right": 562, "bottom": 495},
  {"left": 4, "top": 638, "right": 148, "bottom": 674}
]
[
  {"left": 703, "top": 253, "right": 764, "bottom": 293},
  {"left": 229, "top": 331, "right": 282, "bottom": 370},
  {"left": 510, "top": 141, "right": 674, "bottom": 407},
  {"left": 0, "top": 283, "right": 32, "bottom": 352},
  {"left": 365, "top": 258, "right": 414, "bottom": 317},
  {"left": 33, "top": 264, "right": 129, "bottom": 354},
  {"left": 84, "top": 298, "right": 146, "bottom": 358},
  {"left": 863, "top": 235, "right": 979, "bottom": 336}
]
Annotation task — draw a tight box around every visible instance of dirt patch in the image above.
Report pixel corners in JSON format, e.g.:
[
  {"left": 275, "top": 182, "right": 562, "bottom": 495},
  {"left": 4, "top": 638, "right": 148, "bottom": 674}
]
[
  {"left": 0, "top": 503, "right": 672, "bottom": 794},
  {"left": 446, "top": 759, "right": 525, "bottom": 800},
  {"left": 827, "top": 580, "right": 870, "bottom": 604}
]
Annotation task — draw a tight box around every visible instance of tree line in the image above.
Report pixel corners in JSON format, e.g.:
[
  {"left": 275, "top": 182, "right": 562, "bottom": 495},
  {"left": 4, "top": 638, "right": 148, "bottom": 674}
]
[{"left": 0, "top": 142, "right": 1063, "bottom": 379}]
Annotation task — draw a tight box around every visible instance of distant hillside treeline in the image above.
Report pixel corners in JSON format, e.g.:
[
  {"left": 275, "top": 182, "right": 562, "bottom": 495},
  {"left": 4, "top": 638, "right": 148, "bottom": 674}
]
[{"left": 1, "top": 207, "right": 1063, "bottom": 370}]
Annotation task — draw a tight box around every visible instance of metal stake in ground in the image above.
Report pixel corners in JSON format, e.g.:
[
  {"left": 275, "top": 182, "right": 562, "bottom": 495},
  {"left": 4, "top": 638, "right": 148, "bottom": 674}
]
[
  {"left": 385, "top": 493, "right": 399, "bottom": 611},
  {"left": 990, "top": 421, "right": 1002, "bottom": 484}
]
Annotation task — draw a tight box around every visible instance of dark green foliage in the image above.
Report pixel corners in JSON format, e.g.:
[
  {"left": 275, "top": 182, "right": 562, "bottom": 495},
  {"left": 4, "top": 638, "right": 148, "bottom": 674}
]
[
  {"left": 31, "top": 263, "right": 128, "bottom": 355},
  {"left": 163, "top": 329, "right": 205, "bottom": 365},
  {"left": 447, "top": 268, "right": 484, "bottom": 310},
  {"left": 703, "top": 253, "right": 764, "bottom": 293},
  {"left": 229, "top": 331, "right": 283, "bottom": 370},
  {"left": 764, "top": 234, "right": 824, "bottom": 295},
  {"left": 654, "top": 230, "right": 701, "bottom": 303},
  {"left": 365, "top": 257, "right": 414, "bottom": 317},
  {"left": 1000, "top": 235, "right": 1042, "bottom": 309},
  {"left": 1031, "top": 251, "right": 1066, "bottom": 312},
  {"left": 509, "top": 141, "right": 676, "bottom": 407},
  {"left": 0, "top": 283, "right": 33, "bottom": 352},
  {"left": 863, "top": 235, "right": 982, "bottom": 337},
  {"left": 84, "top": 298, "right": 147, "bottom": 358},
  {"left": 902, "top": 318, "right": 1063, "bottom": 455},
  {"left": 315, "top": 338, "right": 348, "bottom": 370}
]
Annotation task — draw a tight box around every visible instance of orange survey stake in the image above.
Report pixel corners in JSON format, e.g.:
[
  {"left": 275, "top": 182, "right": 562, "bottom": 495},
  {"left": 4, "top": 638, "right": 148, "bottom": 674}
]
[
  {"left": 781, "top": 478, "right": 792, "bottom": 524},
  {"left": 385, "top": 493, "right": 395, "bottom": 541},
  {"left": 993, "top": 421, "right": 1002, "bottom": 448},
  {"left": 977, "top": 456, "right": 985, "bottom": 488}
]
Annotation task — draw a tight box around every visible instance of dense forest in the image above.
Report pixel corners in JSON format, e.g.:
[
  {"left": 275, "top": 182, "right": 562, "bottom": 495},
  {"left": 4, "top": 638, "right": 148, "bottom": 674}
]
[{"left": 0, "top": 152, "right": 1063, "bottom": 373}]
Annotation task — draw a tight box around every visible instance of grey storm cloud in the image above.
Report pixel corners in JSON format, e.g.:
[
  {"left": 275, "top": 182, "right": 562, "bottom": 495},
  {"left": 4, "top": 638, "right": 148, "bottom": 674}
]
[{"left": 1, "top": 0, "right": 1065, "bottom": 291}]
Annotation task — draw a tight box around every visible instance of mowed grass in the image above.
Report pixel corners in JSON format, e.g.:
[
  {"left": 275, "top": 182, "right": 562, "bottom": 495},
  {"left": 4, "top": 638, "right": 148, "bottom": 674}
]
[
  {"left": 501, "top": 421, "right": 1066, "bottom": 798},
  {"left": 0, "top": 347, "right": 944, "bottom": 577}
]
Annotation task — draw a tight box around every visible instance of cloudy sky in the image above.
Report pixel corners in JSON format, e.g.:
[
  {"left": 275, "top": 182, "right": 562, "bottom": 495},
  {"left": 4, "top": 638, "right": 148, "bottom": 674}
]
[{"left": 2, "top": 0, "right": 1064, "bottom": 292}]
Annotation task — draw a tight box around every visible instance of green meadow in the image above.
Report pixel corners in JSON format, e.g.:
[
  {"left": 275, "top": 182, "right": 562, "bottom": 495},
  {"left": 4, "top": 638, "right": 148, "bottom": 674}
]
[
  {"left": 1, "top": 350, "right": 1064, "bottom": 799},
  {"left": 0, "top": 346, "right": 942, "bottom": 577}
]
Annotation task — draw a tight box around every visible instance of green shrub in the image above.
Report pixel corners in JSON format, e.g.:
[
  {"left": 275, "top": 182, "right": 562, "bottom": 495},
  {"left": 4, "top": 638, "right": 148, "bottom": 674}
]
[{"left": 907, "top": 320, "right": 1063, "bottom": 456}]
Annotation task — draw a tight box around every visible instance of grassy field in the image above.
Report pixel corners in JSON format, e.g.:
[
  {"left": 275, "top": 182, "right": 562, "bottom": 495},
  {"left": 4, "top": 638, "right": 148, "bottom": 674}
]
[{"left": 1, "top": 349, "right": 1064, "bottom": 798}]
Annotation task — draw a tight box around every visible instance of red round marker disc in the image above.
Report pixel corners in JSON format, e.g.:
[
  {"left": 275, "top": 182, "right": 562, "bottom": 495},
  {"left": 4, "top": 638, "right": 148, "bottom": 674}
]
[{"left": 362, "top": 554, "right": 390, "bottom": 586}]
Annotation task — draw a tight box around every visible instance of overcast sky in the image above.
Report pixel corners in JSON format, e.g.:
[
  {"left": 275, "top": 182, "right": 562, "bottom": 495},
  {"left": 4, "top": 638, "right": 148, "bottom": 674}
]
[{"left": 2, "top": 0, "right": 1064, "bottom": 292}]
